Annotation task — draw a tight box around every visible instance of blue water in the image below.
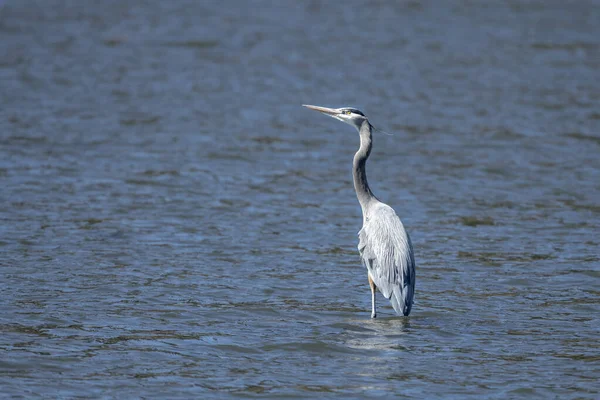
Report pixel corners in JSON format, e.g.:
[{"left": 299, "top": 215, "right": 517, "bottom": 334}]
[{"left": 1, "top": 1, "right": 599, "bottom": 398}]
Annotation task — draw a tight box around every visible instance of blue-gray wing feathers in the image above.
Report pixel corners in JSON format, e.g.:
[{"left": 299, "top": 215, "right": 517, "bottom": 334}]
[{"left": 358, "top": 203, "right": 415, "bottom": 316}]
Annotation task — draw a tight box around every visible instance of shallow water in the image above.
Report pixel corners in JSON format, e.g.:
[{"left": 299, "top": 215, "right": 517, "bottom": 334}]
[{"left": 1, "top": 1, "right": 599, "bottom": 398}]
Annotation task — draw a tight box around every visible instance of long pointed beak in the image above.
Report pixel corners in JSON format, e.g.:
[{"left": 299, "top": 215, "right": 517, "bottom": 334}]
[{"left": 302, "top": 104, "right": 339, "bottom": 116}]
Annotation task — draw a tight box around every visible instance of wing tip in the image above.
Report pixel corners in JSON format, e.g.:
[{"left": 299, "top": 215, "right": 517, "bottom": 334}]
[{"left": 390, "top": 287, "right": 413, "bottom": 316}]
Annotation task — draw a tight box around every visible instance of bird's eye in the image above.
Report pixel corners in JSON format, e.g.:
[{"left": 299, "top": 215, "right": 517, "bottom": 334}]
[{"left": 345, "top": 111, "right": 352, "bottom": 115}]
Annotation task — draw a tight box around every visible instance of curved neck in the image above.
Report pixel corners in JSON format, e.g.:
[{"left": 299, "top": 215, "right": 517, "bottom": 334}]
[{"left": 353, "top": 120, "right": 376, "bottom": 212}]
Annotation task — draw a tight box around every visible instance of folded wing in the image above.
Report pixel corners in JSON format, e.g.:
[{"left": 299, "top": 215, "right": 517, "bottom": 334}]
[{"left": 358, "top": 203, "right": 415, "bottom": 316}]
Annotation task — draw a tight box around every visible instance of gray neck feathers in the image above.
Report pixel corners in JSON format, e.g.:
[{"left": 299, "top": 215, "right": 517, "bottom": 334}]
[{"left": 352, "top": 120, "right": 376, "bottom": 212}]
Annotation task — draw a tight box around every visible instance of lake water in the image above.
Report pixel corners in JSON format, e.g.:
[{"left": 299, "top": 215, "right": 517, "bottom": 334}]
[{"left": 1, "top": 1, "right": 599, "bottom": 398}]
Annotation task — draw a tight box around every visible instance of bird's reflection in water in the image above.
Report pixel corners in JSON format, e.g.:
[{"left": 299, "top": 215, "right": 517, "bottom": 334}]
[{"left": 343, "top": 316, "right": 413, "bottom": 351}]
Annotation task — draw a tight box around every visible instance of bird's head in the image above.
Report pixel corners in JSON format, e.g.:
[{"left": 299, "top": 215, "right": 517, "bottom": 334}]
[{"left": 302, "top": 105, "right": 368, "bottom": 131}]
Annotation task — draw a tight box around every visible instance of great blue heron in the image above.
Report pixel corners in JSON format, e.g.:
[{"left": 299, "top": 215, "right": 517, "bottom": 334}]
[{"left": 303, "top": 105, "right": 416, "bottom": 318}]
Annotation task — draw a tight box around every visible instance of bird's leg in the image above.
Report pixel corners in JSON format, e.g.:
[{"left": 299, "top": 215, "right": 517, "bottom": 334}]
[{"left": 368, "top": 274, "right": 377, "bottom": 318}]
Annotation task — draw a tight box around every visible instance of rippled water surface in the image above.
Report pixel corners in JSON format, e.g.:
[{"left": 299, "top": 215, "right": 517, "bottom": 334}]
[{"left": 1, "top": 1, "right": 599, "bottom": 398}]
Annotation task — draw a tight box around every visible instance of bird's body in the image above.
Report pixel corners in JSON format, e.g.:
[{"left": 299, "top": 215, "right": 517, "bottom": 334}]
[
  {"left": 303, "top": 104, "right": 416, "bottom": 318},
  {"left": 358, "top": 201, "right": 415, "bottom": 317}
]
